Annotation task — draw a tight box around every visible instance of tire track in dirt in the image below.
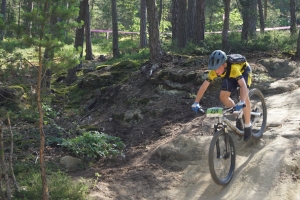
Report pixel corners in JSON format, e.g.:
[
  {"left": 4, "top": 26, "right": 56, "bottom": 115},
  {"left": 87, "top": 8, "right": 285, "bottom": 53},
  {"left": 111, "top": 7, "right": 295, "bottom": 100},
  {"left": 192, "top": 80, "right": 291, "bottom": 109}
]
[
  {"left": 89, "top": 78, "right": 300, "bottom": 200},
  {"left": 169, "top": 88, "right": 300, "bottom": 200}
]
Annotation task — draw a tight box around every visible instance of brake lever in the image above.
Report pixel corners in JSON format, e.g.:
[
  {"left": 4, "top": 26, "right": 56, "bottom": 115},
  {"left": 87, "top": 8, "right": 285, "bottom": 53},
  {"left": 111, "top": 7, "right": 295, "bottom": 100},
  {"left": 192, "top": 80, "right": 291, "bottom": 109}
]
[{"left": 199, "top": 108, "right": 205, "bottom": 115}]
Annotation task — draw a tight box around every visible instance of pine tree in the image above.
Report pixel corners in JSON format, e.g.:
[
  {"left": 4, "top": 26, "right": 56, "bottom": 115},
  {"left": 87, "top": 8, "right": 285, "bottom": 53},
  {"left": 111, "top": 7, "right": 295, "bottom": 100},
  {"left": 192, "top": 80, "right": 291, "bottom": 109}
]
[{"left": 21, "top": 1, "right": 81, "bottom": 199}]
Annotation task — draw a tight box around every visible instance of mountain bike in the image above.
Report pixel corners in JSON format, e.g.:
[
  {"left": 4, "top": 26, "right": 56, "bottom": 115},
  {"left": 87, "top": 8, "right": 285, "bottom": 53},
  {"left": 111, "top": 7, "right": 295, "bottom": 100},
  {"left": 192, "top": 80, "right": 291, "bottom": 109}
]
[{"left": 199, "top": 88, "right": 267, "bottom": 185}]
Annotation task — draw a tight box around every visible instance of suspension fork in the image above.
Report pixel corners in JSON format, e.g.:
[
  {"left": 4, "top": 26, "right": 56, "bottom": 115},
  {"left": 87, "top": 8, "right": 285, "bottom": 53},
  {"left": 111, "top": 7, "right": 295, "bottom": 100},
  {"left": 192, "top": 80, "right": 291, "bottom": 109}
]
[
  {"left": 214, "top": 124, "right": 229, "bottom": 159},
  {"left": 223, "top": 126, "right": 230, "bottom": 159},
  {"left": 214, "top": 124, "right": 222, "bottom": 159}
]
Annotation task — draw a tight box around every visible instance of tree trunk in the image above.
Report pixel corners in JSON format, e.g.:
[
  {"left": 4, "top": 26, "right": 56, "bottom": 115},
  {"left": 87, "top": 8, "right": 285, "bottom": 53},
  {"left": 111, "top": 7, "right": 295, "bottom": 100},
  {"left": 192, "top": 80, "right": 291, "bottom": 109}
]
[
  {"left": 290, "top": 0, "right": 297, "bottom": 35},
  {"left": 42, "top": 5, "right": 58, "bottom": 91},
  {"left": 296, "top": 30, "right": 300, "bottom": 58},
  {"left": 65, "top": 67, "right": 77, "bottom": 85},
  {"left": 111, "top": 0, "right": 120, "bottom": 58},
  {"left": 17, "top": 0, "right": 21, "bottom": 39},
  {"left": 0, "top": 126, "right": 11, "bottom": 200},
  {"left": 171, "top": 0, "right": 178, "bottom": 41},
  {"left": 257, "top": 0, "right": 265, "bottom": 33},
  {"left": 193, "top": 0, "right": 205, "bottom": 45},
  {"left": 7, "top": 116, "right": 19, "bottom": 193},
  {"left": 177, "top": 0, "right": 187, "bottom": 48},
  {"left": 249, "top": 0, "right": 257, "bottom": 38},
  {"left": 41, "top": 69, "right": 52, "bottom": 91},
  {"left": 85, "top": 0, "right": 94, "bottom": 60},
  {"left": 72, "top": 0, "right": 86, "bottom": 85},
  {"left": 158, "top": 0, "right": 162, "bottom": 26},
  {"left": 44, "top": 12, "right": 59, "bottom": 60},
  {"left": 186, "top": 0, "right": 195, "bottom": 40},
  {"left": 140, "top": 0, "right": 147, "bottom": 48},
  {"left": 24, "top": 0, "right": 33, "bottom": 37},
  {"left": 0, "top": 0, "right": 6, "bottom": 40},
  {"left": 146, "top": 0, "right": 162, "bottom": 64},
  {"left": 240, "top": 2, "right": 249, "bottom": 40},
  {"left": 264, "top": 0, "right": 267, "bottom": 20},
  {"left": 38, "top": 2, "right": 49, "bottom": 200},
  {"left": 222, "top": 0, "right": 230, "bottom": 50},
  {"left": 240, "top": 0, "right": 257, "bottom": 40},
  {"left": 74, "top": 0, "right": 85, "bottom": 58}
]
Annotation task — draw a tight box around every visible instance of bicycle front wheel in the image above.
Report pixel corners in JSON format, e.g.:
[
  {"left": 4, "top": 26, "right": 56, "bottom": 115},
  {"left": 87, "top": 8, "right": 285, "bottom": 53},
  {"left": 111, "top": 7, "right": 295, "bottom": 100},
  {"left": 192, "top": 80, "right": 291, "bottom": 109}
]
[
  {"left": 249, "top": 88, "right": 267, "bottom": 138},
  {"left": 208, "top": 130, "right": 236, "bottom": 185}
]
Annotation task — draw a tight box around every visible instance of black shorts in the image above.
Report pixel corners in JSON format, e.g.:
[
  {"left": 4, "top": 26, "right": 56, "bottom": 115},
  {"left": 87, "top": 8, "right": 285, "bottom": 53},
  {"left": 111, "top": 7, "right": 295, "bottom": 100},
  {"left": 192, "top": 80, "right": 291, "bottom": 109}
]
[{"left": 221, "top": 66, "right": 252, "bottom": 93}]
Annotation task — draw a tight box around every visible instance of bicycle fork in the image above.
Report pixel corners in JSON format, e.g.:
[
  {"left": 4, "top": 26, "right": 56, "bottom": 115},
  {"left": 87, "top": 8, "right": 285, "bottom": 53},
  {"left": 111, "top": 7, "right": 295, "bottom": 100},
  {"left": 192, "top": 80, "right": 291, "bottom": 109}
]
[{"left": 214, "top": 125, "right": 230, "bottom": 159}]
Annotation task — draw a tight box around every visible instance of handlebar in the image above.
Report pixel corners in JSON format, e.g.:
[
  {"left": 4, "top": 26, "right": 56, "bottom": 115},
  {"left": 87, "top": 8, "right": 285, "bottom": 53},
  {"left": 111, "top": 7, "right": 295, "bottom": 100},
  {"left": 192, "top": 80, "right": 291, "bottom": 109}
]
[{"left": 198, "top": 104, "right": 245, "bottom": 115}]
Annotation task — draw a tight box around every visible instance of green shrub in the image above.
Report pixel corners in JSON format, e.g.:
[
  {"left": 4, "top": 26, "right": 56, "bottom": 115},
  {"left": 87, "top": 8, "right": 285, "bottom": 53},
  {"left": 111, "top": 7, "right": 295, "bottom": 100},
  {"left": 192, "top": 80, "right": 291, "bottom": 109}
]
[
  {"left": 18, "top": 108, "right": 39, "bottom": 123},
  {"left": 15, "top": 171, "right": 89, "bottom": 200},
  {"left": 61, "top": 131, "right": 125, "bottom": 159}
]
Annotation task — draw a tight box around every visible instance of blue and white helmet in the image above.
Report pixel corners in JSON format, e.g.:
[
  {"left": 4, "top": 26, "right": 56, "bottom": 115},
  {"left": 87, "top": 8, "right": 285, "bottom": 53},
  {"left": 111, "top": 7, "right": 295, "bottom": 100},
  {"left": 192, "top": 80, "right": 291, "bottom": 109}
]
[{"left": 208, "top": 50, "right": 227, "bottom": 70}]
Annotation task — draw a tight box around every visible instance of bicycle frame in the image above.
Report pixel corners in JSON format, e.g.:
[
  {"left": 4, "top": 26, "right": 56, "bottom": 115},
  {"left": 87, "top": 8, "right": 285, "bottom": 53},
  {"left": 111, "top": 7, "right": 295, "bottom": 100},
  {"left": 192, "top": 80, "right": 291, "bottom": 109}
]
[{"left": 209, "top": 109, "right": 262, "bottom": 137}]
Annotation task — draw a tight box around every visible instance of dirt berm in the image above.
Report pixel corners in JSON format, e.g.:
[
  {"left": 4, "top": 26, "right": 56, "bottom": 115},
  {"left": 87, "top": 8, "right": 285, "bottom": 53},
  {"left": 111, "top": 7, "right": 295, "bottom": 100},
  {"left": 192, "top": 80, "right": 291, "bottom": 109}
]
[{"left": 82, "top": 56, "right": 300, "bottom": 200}]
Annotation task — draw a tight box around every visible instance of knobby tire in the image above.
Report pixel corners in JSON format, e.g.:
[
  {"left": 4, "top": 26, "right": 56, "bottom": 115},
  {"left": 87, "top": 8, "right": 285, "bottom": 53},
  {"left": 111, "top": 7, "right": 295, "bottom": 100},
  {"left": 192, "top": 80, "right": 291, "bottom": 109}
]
[
  {"left": 208, "top": 130, "right": 236, "bottom": 185},
  {"left": 249, "top": 88, "right": 267, "bottom": 138}
]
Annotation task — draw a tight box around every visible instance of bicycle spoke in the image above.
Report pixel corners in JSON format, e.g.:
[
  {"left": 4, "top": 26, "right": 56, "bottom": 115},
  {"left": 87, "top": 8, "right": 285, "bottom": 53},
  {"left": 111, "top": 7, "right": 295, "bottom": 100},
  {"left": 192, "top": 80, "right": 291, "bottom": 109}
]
[{"left": 209, "top": 130, "right": 235, "bottom": 185}]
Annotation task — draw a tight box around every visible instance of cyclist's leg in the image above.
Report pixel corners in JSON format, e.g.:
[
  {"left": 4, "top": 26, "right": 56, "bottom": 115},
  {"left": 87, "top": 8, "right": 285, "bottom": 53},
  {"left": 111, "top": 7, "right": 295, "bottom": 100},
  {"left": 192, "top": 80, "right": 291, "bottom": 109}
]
[
  {"left": 242, "top": 67, "right": 252, "bottom": 125},
  {"left": 220, "top": 78, "right": 237, "bottom": 107},
  {"left": 244, "top": 89, "right": 251, "bottom": 124}
]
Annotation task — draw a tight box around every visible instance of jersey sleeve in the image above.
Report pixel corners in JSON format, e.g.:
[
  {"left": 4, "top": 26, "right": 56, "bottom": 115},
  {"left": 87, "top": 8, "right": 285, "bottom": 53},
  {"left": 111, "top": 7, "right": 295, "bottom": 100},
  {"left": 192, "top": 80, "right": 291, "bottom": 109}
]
[{"left": 206, "top": 70, "right": 217, "bottom": 82}]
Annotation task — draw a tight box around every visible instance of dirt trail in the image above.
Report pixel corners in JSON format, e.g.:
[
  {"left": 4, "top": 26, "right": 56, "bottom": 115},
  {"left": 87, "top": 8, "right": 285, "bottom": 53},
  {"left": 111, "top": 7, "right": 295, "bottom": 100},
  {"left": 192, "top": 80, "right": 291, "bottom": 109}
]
[
  {"left": 88, "top": 87, "right": 300, "bottom": 200},
  {"left": 86, "top": 60, "right": 300, "bottom": 200}
]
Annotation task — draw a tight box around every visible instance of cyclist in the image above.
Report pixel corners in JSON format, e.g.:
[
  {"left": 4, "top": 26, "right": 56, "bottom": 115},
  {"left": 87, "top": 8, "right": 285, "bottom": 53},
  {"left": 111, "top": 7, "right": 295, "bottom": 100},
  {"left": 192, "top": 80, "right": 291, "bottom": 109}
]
[{"left": 192, "top": 50, "right": 252, "bottom": 142}]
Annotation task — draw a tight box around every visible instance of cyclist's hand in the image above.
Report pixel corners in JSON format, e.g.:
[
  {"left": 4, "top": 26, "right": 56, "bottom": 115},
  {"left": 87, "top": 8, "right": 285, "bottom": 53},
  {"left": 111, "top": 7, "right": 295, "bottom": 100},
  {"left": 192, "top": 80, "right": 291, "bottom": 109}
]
[
  {"left": 191, "top": 102, "right": 201, "bottom": 113},
  {"left": 235, "top": 100, "right": 245, "bottom": 111}
]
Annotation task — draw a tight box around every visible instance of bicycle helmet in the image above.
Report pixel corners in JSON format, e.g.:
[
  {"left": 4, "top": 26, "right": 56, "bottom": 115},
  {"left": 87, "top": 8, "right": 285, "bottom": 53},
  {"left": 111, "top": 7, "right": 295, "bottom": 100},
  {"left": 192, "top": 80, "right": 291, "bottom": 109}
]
[{"left": 208, "top": 50, "right": 227, "bottom": 70}]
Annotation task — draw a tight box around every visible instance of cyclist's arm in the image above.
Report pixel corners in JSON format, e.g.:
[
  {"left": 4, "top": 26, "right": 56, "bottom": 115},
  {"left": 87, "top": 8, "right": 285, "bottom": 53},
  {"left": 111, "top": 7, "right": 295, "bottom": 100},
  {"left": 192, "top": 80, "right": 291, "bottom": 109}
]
[
  {"left": 194, "top": 80, "right": 210, "bottom": 103},
  {"left": 237, "top": 78, "right": 248, "bottom": 102}
]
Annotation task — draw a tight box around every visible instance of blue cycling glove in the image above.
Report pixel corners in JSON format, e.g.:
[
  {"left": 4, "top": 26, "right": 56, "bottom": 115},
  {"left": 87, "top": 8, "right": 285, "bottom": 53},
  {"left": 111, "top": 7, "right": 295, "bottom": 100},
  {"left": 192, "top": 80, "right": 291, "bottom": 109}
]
[
  {"left": 235, "top": 100, "right": 245, "bottom": 111},
  {"left": 191, "top": 102, "right": 201, "bottom": 113}
]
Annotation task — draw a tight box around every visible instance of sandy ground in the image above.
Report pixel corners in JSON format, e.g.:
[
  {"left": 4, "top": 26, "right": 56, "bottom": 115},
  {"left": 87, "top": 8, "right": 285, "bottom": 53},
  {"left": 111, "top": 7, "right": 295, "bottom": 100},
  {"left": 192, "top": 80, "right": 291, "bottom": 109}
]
[
  {"left": 86, "top": 88, "right": 300, "bottom": 200},
  {"left": 83, "top": 58, "right": 300, "bottom": 200}
]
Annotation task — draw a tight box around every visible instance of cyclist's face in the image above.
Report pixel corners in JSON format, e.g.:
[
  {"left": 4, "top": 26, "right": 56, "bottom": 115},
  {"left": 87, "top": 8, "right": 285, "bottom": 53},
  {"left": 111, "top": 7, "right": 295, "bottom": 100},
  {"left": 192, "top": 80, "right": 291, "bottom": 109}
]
[{"left": 215, "top": 62, "right": 227, "bottom": 75}]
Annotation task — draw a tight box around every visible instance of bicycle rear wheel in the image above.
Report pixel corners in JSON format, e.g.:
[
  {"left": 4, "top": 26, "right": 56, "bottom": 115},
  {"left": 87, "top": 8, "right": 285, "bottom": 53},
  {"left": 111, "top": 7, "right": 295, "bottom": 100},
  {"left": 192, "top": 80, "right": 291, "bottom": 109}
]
[
  {"left": 208, "top": 130, "right": 236, "bottom": 185},
  {"left": 249, "top": 88, "right": 267, "bottom": 138}
]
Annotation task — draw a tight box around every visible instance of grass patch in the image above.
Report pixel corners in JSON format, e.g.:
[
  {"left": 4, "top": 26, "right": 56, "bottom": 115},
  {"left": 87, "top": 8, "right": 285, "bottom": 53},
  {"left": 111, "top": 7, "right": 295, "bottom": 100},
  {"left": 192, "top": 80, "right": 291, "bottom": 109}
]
[
  {"left": 15, "top": 171, "right": 90, "bottom": 200},
  {"left": 61, "top": 131, "right": 125, "bottom": 160}
]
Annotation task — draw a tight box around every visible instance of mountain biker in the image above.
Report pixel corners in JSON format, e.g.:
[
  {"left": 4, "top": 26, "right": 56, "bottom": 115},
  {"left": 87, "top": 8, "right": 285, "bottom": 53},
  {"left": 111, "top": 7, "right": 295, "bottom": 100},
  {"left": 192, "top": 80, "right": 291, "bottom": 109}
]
[{"left": 191, "top": 50, "right": 252, "bottom": 142}]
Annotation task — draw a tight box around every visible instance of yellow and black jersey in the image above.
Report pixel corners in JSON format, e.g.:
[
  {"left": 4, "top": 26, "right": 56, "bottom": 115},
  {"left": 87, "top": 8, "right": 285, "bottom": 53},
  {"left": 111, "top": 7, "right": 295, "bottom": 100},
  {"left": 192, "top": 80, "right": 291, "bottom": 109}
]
[{"left": 206, "top": 62, "right": 250, "bottom": 82}]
